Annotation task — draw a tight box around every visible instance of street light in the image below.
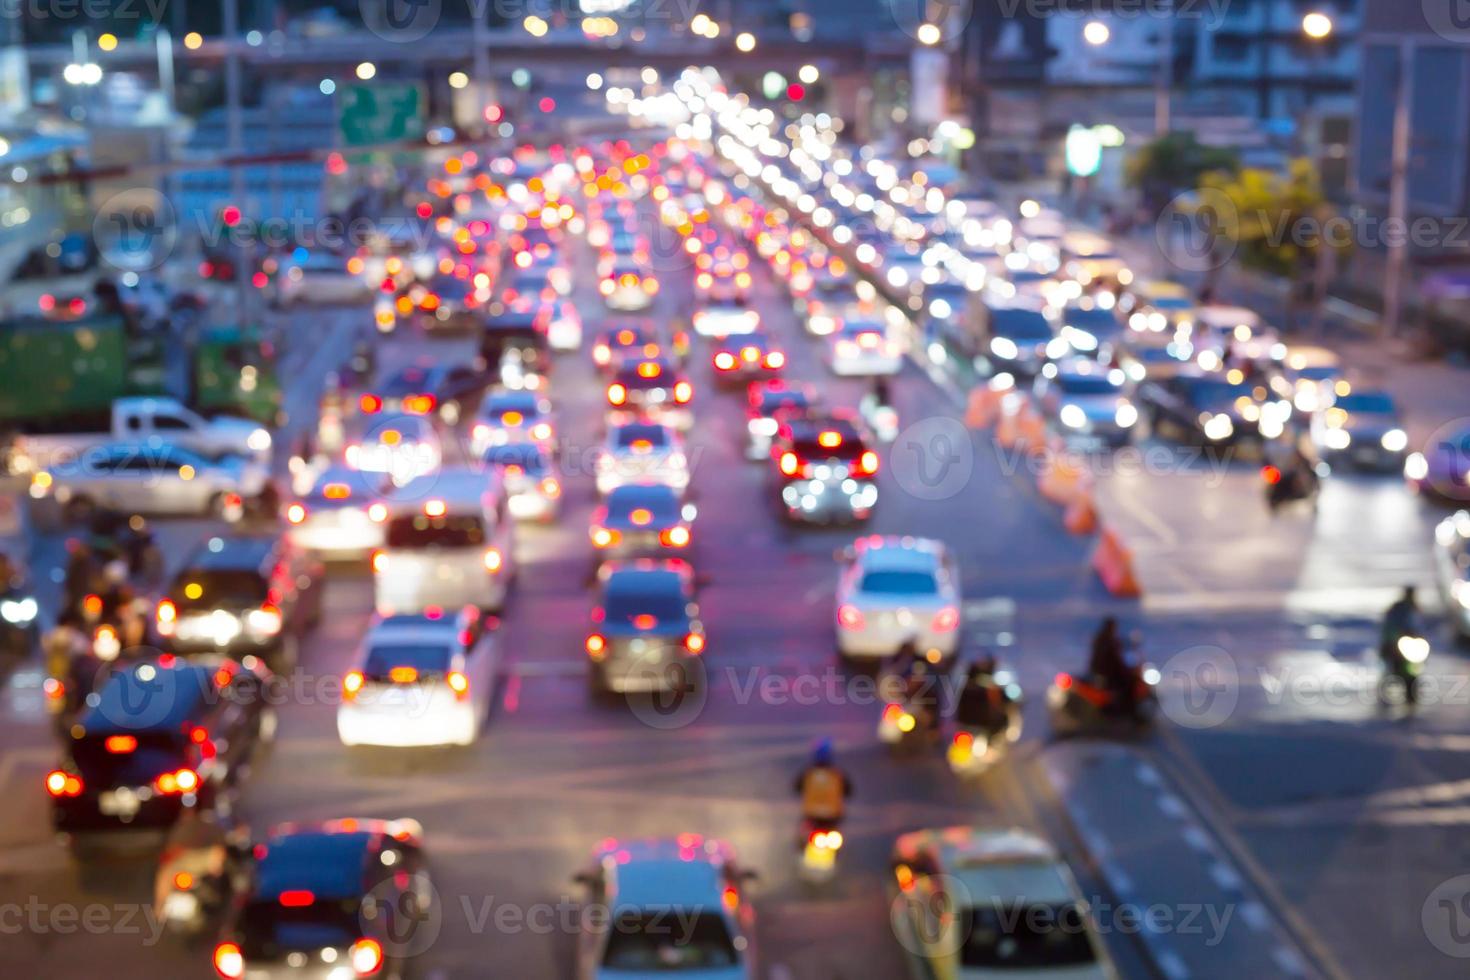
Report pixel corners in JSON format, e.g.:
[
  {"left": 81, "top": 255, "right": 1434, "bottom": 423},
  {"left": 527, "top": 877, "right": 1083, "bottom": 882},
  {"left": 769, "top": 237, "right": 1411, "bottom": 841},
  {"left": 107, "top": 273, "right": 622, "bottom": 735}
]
[
  {"left": 916, "top": 23, "right": 942, "bottom": 46},
  {"left": 62, "top": 63, "right": 102, "bottom": 85},
  {"left": 1302, "top": 12, "right": 1334, "bottom": 40},
  {"left": 449, "top": 71, "right": 468, "bottom": 89},
  {"left": 798, "top": 64, "right": 819, "bottom": 85},
  {"left": 736, "top": 32, "right": 756, "bottom": 53},
  {"left": 355, "top": 61, "right": 376, "bottom": 80},
  {"left": 1083, "top": 20, "right": 1110, "bottom": 46}
]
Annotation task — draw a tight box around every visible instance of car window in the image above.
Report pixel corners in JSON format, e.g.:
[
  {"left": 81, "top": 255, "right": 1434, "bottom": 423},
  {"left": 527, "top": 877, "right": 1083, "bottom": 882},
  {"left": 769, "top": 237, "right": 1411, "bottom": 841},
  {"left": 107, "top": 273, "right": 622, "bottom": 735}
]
[
  {"left": 960, "top": 902, "right": 1097, "bottom": 969},
  {"left": 859, "top": 569, "right": 939, "bottom": 595},
  {"left": 239, "top": 899, "right": 362, "bottom": 959},
  {"left": 363, "top": 643, "right": 454, "bottom": 679},
  {"left": 171, "top": 570, "right": 268, "bottom": 611},
  {"left": 386, "top": 514, "right": 487, "bottom": 549},
  {"left": 154, "top": 414, "right": 191, "bottom": 431},
  {"left": 601, "top": 911, "right": 738, "bottom": 970},
  {"left": 604, "top": 583, "right": 689, "bottom": 625}
]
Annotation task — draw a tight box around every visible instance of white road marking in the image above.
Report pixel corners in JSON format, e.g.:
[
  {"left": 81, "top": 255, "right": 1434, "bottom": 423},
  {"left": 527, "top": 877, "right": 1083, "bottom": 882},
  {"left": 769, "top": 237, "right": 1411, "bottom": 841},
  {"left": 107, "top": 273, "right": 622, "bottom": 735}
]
[
  {"left": 1272, "top": 946, "right": 1307, "bottom": 976},
  {"left": 1156, "top": 950, "right": 1191, "bottom": 980},
  {"left": 1207, "top": 861, "right": 1243, "bottom": 892},
  {"left": 1239, "top": 900, "right": 1270, "bottom": 932},
  {"left": 1156, "top": 793, "right": 1188, "bottom": 819}
]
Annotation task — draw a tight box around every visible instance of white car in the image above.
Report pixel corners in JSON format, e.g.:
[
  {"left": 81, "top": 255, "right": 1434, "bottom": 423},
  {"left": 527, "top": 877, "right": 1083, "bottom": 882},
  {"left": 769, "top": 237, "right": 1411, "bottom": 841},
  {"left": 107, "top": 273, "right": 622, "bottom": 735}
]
[
  {"left": 891, "top": 827, "right": 1117, "bottom": 979},
  {"left": 337, "top": 607, "right": 498, "bottom": 747},
  {"left": 829, "top": 320, "right": 902, "bottom": 377},
  {"left": 693, "top": 304, "right": 760, "bottom": 337},
  {"left": 483, "top": 443, "right": 562, "bottom": 522},
  {"left": 31, "top": 442, "right": 270, "bottom": 521},
  {"left": 274, "top": 251, "right": 375, "bottom": 306},
  {"left": 1435, "top": 511, "right": 1470, "bottom": 645},
  {"left": 284, "top": 466, "right": 388, "bottom": 559},
  {"left": 835, "top": 536, "right": 960, "bottom": 660},
  {"left": 471, "top": 390, "right": 557, "bottom": 458},
  {"left": 546, "top": 297, "right": 583, "bottom": 351},
  {"left": 575, "top": 836, "right": 757, "bottom": 980},
  {"left": 596, "top": 421, "right": 690, "bottom": 497},
  {"left": 344, "top": 413, "right": 442, "bottom": 487}
]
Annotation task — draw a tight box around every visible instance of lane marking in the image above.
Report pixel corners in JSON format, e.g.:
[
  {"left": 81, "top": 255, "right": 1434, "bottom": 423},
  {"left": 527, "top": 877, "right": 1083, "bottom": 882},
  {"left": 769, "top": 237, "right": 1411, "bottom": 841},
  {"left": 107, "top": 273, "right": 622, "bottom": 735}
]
[
  {"left": 1239, "top": 900, "right": 1270, "bottom": 932},
  {"left": 1156, "top": 793, "right": 1188, "bottom": 820},
  {"left": 1155, "top": 950, "right": 1191, "bottom": 980},
  {"left": 1207, "top": 860, "right": 1243, "bottom": 893}
]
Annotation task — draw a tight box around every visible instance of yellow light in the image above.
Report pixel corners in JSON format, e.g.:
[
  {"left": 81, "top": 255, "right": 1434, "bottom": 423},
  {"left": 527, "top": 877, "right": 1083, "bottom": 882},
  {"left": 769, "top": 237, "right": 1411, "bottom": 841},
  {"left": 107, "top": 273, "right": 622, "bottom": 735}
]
[
  {"left": 736, "top": 32, "right": 756, "bottom": 53},
  {"left": 1083, "top": 20, "right": 1110, "bottom": 46},
  {"left": 184, "top": 582, "right": 204, "bottom": 600},
  {"left": 449, "top": 71, "right": 469, "bottom": 89},
  {"left": 98, "top": 33, "right": 118, "bottom": 52},
  {"left": 183, "top": 31, "right": 203, "bottom": 50},
  {"left": 916, "top": 22, "right": 942, "bottom": 46},
  {"left": 1302, "top": 11, "right": 1333, "bottom": 39},
  {"left": 356, "top": 62, "right": 376, "bottom": 81}
]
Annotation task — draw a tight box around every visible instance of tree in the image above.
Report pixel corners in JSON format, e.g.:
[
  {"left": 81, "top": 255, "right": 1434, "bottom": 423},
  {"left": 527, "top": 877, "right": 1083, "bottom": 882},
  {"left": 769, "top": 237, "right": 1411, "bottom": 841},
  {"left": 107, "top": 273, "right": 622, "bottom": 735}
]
[{"left": 1126, "top": 133, "right": 1239, "bottom": 214}]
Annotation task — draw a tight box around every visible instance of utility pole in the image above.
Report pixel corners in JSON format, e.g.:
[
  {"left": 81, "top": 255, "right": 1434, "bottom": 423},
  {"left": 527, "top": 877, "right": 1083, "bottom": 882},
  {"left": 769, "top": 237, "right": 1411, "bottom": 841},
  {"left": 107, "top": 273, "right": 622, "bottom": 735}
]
[
  {"left": 1156, "top": 0, "right": 1173, "bottom": 137},
  {"left": 223, "top": 0, "right": 253, "bottom": 326},
  {"left": 1382, "top": 38, "right": 1413, "bottom": 338}
]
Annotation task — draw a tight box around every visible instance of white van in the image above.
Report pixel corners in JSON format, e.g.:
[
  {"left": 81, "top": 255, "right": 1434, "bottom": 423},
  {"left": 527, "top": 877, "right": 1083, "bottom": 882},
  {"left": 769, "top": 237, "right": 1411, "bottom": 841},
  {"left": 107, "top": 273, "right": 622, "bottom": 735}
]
[{"left": 372, "top": 469, "right": 515, "bottom": 614}]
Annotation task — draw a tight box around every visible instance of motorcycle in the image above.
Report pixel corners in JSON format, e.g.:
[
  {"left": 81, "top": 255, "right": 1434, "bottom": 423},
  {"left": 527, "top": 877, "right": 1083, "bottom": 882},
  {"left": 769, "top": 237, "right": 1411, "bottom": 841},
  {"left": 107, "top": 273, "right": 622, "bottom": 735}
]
[
  {"left": 947, "top": 670, "right": 1024, "bottom": 777},
  {"left": 798, "top": 819, "right": 844, "bottom": 886},
  {"left": 155, "top": 816, "right": 252, "bottom": 939},
  {"left": 1380, "top": 633, "right": 1429, "bottom": 706},
  {"left": 1047, "top": 662, "right": 1159, "bottom": 737},
  {"left": 859, "top": 394, "right": 899, "bottom": 443},
  {"left": 1263, "top": 461, "right": 1322, "bottom": 513}
]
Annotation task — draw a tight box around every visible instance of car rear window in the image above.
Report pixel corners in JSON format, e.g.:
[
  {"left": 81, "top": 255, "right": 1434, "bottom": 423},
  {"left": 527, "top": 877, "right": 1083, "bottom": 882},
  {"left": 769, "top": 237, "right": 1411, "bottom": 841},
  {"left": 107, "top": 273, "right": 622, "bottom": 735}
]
[
  {"left": 756, "top": 391, "right": 810, "bottom": 415},
  {"left": 991, "top": 310, "right": 1052, "bottom": 339},
  {"left": 171, "top": 570, "right": 267, "bottom": 612},
  {"left": 960, "top": 903, "right": 1097, "bottom": 969},
  {"left": 604, "top": 581, "right": 688, "bottom": 625},
  {"left": 1335, "top": 392, "right": 1394, "bottom": 414},
  {"left": 614, "top": 426, "right": 669, "bottom": 449},
  {"left": 239, "top": 900, "right": 362, "bottom": 959},
  {"left": 386, "top": 514, "right": 486, "bottom": 549},
  {"left": 71, "top": 731, "right": 185, "bottom": 784},
  {"left": 363, "top": 643, "right": 453, "bottom": 680},
  {"left": 601, "top": 911, "right": 738, "bottom": 970},
  {"left": 859, "top": 570, "right": 938, "bottom": 595},
  {"left": 1057, "top": 375, "right": 1120, "bottom": 396},
  {"left": 791, "top": 437, "right": 864, "bottom": 462}
]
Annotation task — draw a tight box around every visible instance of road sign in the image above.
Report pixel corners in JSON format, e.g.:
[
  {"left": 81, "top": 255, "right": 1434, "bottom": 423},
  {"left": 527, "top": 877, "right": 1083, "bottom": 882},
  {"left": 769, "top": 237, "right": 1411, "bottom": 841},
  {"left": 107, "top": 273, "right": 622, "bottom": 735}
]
[{"left": 338, "top": 83, "right": 424, "bottom": 147}]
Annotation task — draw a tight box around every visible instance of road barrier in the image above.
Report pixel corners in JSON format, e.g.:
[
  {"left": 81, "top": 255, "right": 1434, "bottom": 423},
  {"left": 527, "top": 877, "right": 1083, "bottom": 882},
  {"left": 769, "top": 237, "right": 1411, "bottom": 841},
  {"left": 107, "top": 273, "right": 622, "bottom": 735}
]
[
  {"left": 1063, "top": 493, "right": 1098, "bottom": 535},
  {"left": 1017, "top": 403, "right": 1049, "bottom": 456},
  {"left": 1092, "top": 525, "right": 1142, "bottom": 597},
  {"left": 1038, "top": 449, "right": 1090, "bottom": 506},
  {"left": 995, "top": 394, "right": 1023, "bottom": 449},
  {"left": 965, "top": 387, "right": 1000, "bottom": 429}
]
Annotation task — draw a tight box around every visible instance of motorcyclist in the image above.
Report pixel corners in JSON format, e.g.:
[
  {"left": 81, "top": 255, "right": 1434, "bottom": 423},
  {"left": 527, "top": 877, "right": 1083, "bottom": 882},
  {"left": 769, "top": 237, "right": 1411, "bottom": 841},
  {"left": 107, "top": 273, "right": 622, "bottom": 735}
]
[
  {"left": 953, "top": 656, "right": 1008, "bottom": 736},
  {"left": 901, "top": 656, "right": 942, "bottom": 737},
  {"left": 62, "top": 538, "right": 98, "bottom": 617},
  {"left": 1088, "top": 617, "right": 1134, "bottom": 713},
  {"left": 793, "top": 739, "right": 851, "bottom": 832},
  {"left": 869, "top": 376, "right": 893, "bottom": 412},
  {"left": 1381, "top": 586, "right": 1420, "bottom": 665}
]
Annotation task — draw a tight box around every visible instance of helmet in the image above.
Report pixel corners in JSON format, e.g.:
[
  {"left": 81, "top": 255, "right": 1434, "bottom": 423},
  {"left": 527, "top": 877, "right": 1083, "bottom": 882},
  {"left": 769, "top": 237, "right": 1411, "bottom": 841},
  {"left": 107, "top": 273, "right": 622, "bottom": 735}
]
[{"left": 812, "top": 738, "right": 834, "bottom": 767}]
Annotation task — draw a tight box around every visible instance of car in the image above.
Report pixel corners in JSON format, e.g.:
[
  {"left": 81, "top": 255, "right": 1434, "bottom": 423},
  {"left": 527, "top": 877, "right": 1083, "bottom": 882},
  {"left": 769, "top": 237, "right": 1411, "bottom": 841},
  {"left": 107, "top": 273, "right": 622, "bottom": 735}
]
[
  {"left": 835, "top": 536, "right": 960, "bottom": 660},
  {"left": 47, "top": 656, "right": 272, "bottom": 843},
  {"left": 601, "top": 261, "right": 658, "bottom": 311},
  {"left": 344, "top": 412, "right": 442, "bottom": 487},
  {"left": 1406, "top": 421, "right": 1470, "bottom": 503},
  {"left": 338, "top": 607, "right": 498, "bottom": 747},
  {"left": 890, "top": 827, "right": 1117, "bottom": 979},
  {"left": 156, "top": 533, "right": 323, "bottom": 674},
  {"left": 1141, "top": 370, "right": 1284, "bottom": 447},
  {"left": 373, "top": 469, "right": 516, "bottom": 614},
  {"left": 592, "top": 322, "right": 662, "bottom": 373},
  {"left": 409, "top": 271, "right": 488, "bottom": 330},
  {"left": 585, "top": 560, "right": 706, "bottom": 695},
  {"left": 273, "top": 251, "right": 375, "bottom": 307},
  {"left": 1121, "top": 278, "right": 1196, "bottom": 331},
  {"left": 745, "top": 381, "right": 816, "bottom": 461},
  {"left": 591, "top": 483, "right": 697, "bottom": 565},
  {"left": 480, "top": 309, "right": 553, "bottom": 392},
  {"left": 1194, "top": 305, "right": 1284, "bottom": 369},
  {"left": 828, "top": 319, "right": 903, "bottom": 377},
  {"left": 711, "top": 332, "right": 786, "bottom": 385},
  {"left": 211, "top": 818, "right": 432, "bottom": 980},
  {"left": 969, "top": 302, "right": 1058, "bottom": 379},
  {"left": 597, "top": 421, "right": 691, "bottom": 497},
  {"left": 545, "top": 296, "right": 583, "bottom": 351},
  {"left": 363, "top": 360, "right": 492, "bottom": 425},
  {"left": 772, "top": 416, "right": 879, "bottom": 523},
  {"left": 574, "top": 835, "right": 756, "bottom": 978},
  {"left": 471, "top": 389, "right": 557, "bottom": 457},
  {"left": 606, "top": 357, "right": 694, "bottom": 432},
  {"left": 1058, "top": 301, "right": 1125, "bottom": 358},
  {"left": 1034, "top": 360, "right": 1139, "bottom": 447},
  {"left": 693, "top": 303, "right": 761, "bottom": 337},
  {"left": 283, "top": 466, "right": 389, "bottom": 560},
  {"left": 30, "top": 442, "right": 272, "bottom": 522},
  {"left": 1435, "top": 512, "right": 1470, "bottom": 644},
  {"left": 797, "top": 264, "right": 854, "bottom": 337},
  {"left": 483, "top": 443, "right": 563, "bottom": 522},
  {"left": 1311, "top": 389, "right": 1408, "bottom": 471}
]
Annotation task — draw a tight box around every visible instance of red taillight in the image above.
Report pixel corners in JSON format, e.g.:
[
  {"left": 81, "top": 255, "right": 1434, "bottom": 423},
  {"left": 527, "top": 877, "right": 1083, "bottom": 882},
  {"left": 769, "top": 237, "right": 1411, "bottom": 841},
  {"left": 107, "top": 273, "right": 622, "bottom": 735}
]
[
  {"left": 359, "top": 393, "right": 382, "bottom": 414},
  {"left": 343, "top": 671, "right": 365, "bottom": 701},
  {"left": 837, "top": 604, "right": 865, "bottom": 630},
  {"left": 586, "top": 634, "right": 607, "bottom": 659},
  {"left": 389, "top": 666, "right": 419, "bottom": 684},
  {"left": 156, "top": 598, "right": 177, "bottom": 637},
  {"left": 607, "top": 383, "right": 627, "bottom": 406},
  {"left": 350, "top": 937, "right": 383, "bottom": 976},
  {"left": 371, "top": 551, "right": 388, "bottom": 573},
  {"left": 765, "top": 351, "right": 786, "bottom": 369},
  {"left": 931, "top": 606, "right": 960, "bottom": 632},
  {"left": 858, "top": 450, "right": 879, "bottom": 475},
  {"left": 714, "top": 351, "right": 736, "bottom": 371},
  {"left": 1262, "top": 465, "right": 1282, "bottom": 485},
  {"left": 45, "top": 769, "right": 82, "bottom": 797},
  {"left": 448, "top": 671, "right": 470, "bottom": 700},
  {"left": 105, "top": 735, "right": 137, "bottom": 754},
  {"left": 483, "top": 548, "right": 504, "bottom": 573},
  {"left": 882, "top": 703, "right": 901, "bottom": 723},
  {"left": 214, "top": 941, "right": 245, "bottom": 979},
  {"left": 286, "top": 503, "right": 307, "bottom": 524},
  {"left": 780, "top": 451, "right": 800, "bottom": 476},
  {"left": 684, "top": 632, "right": 706, "bottom": 654},
  {"left": 674, "top": 381, "right": 693, "bottom": 404},
  {"left": 1056, "top": 672, "right": 1073, "bottom": 690},
  {"left": 278, "top": 889, "right": 314, "bottom": 907},
  {"left": 154, "top": 768, "right": 200, "bottom": 794},
  {"left": 403, "top": 393, "right": 437, "bottom": 415},
  {"left": 591, "top": 526, "right": 619, "bottom": 548}
]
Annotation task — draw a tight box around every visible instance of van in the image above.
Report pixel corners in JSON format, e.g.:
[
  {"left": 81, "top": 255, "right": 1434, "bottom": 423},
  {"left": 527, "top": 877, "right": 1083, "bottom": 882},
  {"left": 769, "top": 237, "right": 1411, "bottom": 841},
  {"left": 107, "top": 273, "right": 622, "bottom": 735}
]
[{"left": 371, "top": 469, "right": 515, "bottom": 614}]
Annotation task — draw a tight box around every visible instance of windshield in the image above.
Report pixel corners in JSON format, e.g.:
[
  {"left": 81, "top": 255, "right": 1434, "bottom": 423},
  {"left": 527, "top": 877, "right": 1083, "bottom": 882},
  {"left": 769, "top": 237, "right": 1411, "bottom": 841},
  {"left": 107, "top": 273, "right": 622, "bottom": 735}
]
[
  {"left": 239, "top": 900, "right": 361, "bottom": 959},
  {"left": 171, "top": 570, "right": 267, "bottom": 612},
  {"left": 1186, "top": 379, "right": 1253, "bottom": 410},
  {"left": 601, "top": 911, "right": 739, "bottom": 971},
  {"left": 615, "top": 426, "right": 670, "bottom": 449},
  {"left": 363, "top": 643, "right": 453, "bottom": 680},
  {"left": 960, "top": 902, "right": 1098, "bottom": 969},
  {"left": 991, "top": 310, "right": 1052, "bottom": 340},
  {"left": 1065, "top": 308, "right": 1118, "bottom": 330},
  {"left": 386, "top": 514, "right": 486, "bottom": 549},
  {"left": 1058, "top": 375, "right": 1121, "bottom": 396},
  {"left": 1336, "top": 392, "right": 1395, "bottom": 415},
  {"left": 604, "top": 580, "right": 689, "bottom": 626},
  {"left": 859, "top": 569, "right": 938, "bottom": 595}
]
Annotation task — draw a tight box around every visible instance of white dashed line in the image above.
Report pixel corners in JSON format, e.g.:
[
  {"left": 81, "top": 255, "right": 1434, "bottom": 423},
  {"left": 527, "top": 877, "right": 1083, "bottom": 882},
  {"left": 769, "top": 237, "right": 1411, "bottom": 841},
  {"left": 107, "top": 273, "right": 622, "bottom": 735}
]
[
  {"left": 1272, "top": 946, "right": 1307, "bottom": 976},
  {"left": 1156, "top": 949, "right": 1191, "bottom": 980},
  {"left": 1156, "top": 793, "right": 1188, "bottom": 819},
  {"left": 1207, "top": 861, "right": 1243, "bottom": 892},
  {"left": 1135, "top": 763, "right": 1161, "bottom": 786},
  {"left": 1239, "top": 900, "right": 1270, "bottom": 932},
  {"left": 1181, "top": 825, "right": 1214, "bottom": 855}
]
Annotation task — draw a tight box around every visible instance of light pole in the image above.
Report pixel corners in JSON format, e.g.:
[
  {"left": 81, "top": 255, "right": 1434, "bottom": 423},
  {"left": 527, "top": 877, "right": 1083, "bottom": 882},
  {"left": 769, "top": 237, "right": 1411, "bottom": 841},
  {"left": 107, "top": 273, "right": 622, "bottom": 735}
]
[
  {"left": 1384, "top": 38, "right": 1412, "bottom": 338},
  {"left": 1156, "top": 0, "right": 1173, "bottom": 137}
]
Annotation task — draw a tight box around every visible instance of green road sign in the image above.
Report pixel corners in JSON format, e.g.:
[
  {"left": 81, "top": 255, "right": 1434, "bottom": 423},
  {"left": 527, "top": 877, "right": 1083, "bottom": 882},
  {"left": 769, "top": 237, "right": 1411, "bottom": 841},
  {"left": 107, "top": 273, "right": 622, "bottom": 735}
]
[{"left": 339, "top": 83, "right": 425, "bottom": 147}]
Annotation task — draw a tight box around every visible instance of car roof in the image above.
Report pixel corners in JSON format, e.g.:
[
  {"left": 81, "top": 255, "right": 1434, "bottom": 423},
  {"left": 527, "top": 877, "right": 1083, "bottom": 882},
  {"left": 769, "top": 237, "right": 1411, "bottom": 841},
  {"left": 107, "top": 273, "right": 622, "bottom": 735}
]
[
  {"left": 79, "top": 658, "right": 221, "bottom": 734},
  {"left": 606, "top": 482, "right": 680, "bottom": 507},
  {"left": 599, "top": 838, "right": 729, "bottom": 910},
  {"left": 855, "top": 536, "right": 945, "bottom": 570},
  {"left": 1194, "top": 305, "right": 1261, "bottom": 327},
  {"left": 177, "top": 534, "right": 278, "bottom": 573},
  {"left": 385, "top": 468, "right": 497, "bottom": 509},
  {"left": 255, "top": 830, "right": 375, "bottom": 899}
]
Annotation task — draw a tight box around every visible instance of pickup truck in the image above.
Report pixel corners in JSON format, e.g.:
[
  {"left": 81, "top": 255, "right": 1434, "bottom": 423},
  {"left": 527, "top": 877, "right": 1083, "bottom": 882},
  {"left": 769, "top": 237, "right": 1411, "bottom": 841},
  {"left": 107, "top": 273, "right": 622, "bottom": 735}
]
[{"left": 7, "top": 397, "right": 272, "bottom": 476}]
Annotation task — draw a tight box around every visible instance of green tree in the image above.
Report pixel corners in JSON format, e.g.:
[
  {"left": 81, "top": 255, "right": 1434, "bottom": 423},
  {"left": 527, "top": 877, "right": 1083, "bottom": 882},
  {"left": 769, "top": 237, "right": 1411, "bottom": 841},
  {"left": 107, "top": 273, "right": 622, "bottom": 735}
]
[
  {"left": 1126, "top": 133, "right": 1239, "bottom": 213},
  {"left": 1200, "top": 159, "right": 1348, "bottom": 277}
]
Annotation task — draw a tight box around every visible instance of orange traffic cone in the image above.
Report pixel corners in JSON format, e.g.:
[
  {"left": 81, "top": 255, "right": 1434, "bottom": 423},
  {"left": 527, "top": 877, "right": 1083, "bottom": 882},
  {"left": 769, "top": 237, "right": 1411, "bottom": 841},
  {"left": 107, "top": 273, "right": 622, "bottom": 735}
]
[
  {"left": 1064, "top": 493, "right": 1098, "bottom": 534},
  {"left": 1038, "top": 453, "right": 1088, "bottom": 505},
  {"left": 1092, "top": 525, "right": 1142, "bottom": 597},
  {"left": 965, "top": 388, "right": 999, "bottom": 429}
]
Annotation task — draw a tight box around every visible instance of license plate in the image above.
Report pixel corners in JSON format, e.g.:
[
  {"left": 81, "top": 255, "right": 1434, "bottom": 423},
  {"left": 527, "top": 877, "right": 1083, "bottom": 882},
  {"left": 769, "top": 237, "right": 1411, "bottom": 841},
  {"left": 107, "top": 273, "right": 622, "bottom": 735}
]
[{"left": 99, "top": 789, "right": 140, "bottom": 817}]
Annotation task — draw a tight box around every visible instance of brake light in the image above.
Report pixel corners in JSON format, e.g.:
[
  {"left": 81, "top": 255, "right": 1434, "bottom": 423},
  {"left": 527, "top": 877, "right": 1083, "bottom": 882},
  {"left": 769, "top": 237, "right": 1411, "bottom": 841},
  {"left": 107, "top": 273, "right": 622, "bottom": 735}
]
[
  {"left": 818, "top": 430, "right": 842, "bottom": 448},
  {"left": 780, "top": 451, "right": 800, "bottom": 476},
  {"left": 607, "top": 383, "right": 627, "bottom": 405},
  {"left": 279, "top": 889, "right": 314, "bottom": 907},
  {"left": 593, "top": 343, "right": 611, "bottom": 364},
  {"left": 344, "top": 671, "right": 365, "bottom": 701},
  {"left": 154, "top": 768, "right": 200, "bottom": 794},
  {"left": 591, "top": 526, "right": 617, "bottom": 548},
  {"left": 359, "top": 394, "right": 382, "bottom": 414},
  {"left": 858, "top": 450, "right": 879, "bottom": 475},
  {"left": 502, "top": 410, "right": 524, "bottom": 426},
  {"left": 45, "top": 769, "right": 82, "bottom": 797},
  {"left": 674, "top": 381, "right": 693, "bottom": 403},
  {"left": 174, "top": 872, "right": 194, "bottom": 890},
  {"left": 214, "top": 941, "right": 245, "bottom": 979},
  {"left": 286, "top": 503, "right": 306, "bottom": 524},
  {"left": 83, "top": 593, "right": 103, "bottom": 617},
  {"left": 403, "top": 394, "right": 437, "bottom": 415},
  {"left": 684, "top": 632, "right": 706, "bottom": 654},
  {"left": 630, "top": 508, "right": 653, "bottom": 526},
  {"left": 599, "top": 279, "right": 615, "bottom": 296},
  {"left": 714, "top": 351, "right": 736, "bottom": 370},
  {"left": 540, "top": 478, "right": 561, "bottom": 497},
  {"left": 448, "top": 671, "right": 470, "bottom": 700},
  {"left": 642, "top": 275, "right": 659, "bottom": 295},
  {"left": 105, "top": 735, "right": 137, "bottom": 754},
  {"left": 932, "top": 606, "right": 960, "bottom": 632},
  {"left": 1262, "top": 464, "right": 1282, "bottom": 485},
  {"left": 484, "top": 548, "right": 504, "bottom": 572},
  {"left": 425, "top": 499, "right": 447, "bottom": 517},
  {"left": 661, "top": 526, "right": 691, "bottom": 547},
  {"left": 156, "top": 598, "right": 177, "bottom": 636},
  {"left": 324, "top": 483, "right": 351, "bottom": 500},
  {"left": 837, "top": 604, "right": 865, "bottom": 630},
  {"left": 1055, "top": 672, "right": 1073, "bottom": 690},
  {"left": 882, "top": 702, "right": 902, "bottom": 723},
  {"left": 586, "top": 633, "right": 607, "bottom": 659},
  {"left": 350, "top": 937, "right": 383, "bottom": 976},
  {"left": 637, "top": 361, "right": 662, "bottom": 379}
]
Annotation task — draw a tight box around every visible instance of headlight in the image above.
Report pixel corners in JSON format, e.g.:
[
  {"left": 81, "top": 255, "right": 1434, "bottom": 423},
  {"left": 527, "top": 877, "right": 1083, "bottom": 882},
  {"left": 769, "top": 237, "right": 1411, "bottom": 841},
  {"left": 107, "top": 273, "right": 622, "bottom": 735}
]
[
  {"left": 990, "top": 337, "right": 1018, "bottom": 360},
  {"left": 1045, "top": 337, "right": 1070, "bottom": 360},
  {"left": 1405, "top": 452, "right": 1428, "bottom": 481},
  {"left": 0, "top": 597, "right": 36, "bottom": 624},
  {"left": 1397, "top": 635, "right": 1430, "bottom": 663},
  {"left": 247, "top": 428, "right": 272, "bottom": 452},
  {"left": 1381, "top": 428, "right": 1408, "bottom": 453},
  {"left": 1203, "top": 414, "right": 1234, "bottom": 441},
  {"left": 1325, "top": 428, "right": 1351, "bottom": 451},
  {"left": 1060, "top": 405, "right": 1087, "bottom": 430},
  {"left": 1115, "top": 403, "right": 1138, "bottom": 428},
  {"left": 1065, "top": 327, "right": 1097, "bottom": 352},
  {"left": 1452, "top": 580, "right": 1470, "bottom": 611}
]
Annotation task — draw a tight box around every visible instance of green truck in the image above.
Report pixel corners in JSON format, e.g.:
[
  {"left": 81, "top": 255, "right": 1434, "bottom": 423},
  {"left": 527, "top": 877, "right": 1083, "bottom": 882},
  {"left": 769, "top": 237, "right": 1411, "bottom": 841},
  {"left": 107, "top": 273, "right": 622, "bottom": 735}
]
[{"left": 0, "top": 315, "right": 281, "bottom": 430}]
